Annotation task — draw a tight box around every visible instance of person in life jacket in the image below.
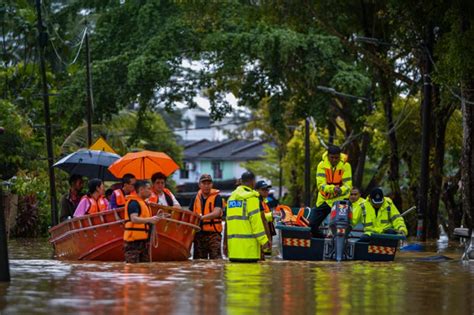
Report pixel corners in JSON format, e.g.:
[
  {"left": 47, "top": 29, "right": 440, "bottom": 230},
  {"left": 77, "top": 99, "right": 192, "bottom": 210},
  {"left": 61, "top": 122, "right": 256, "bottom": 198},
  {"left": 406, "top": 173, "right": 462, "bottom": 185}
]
[
  {"left": 309, "top": 145, "right": 352, "bottom": 237},
  {"left": 349, "top": 187, "right": 363, "bottom": 207},
  {"left": 148, "top": 172, "right": 181, "bottom": 208},
  {"left": 352, "top": 187, "right": 408, "bottom": 242},
  {"left": 255, "top": 180, "right": 276, "bottom": 255},
  {"left": 109, "top": 173, "right": 136, "bottom": 209},
  {"left": 123, "top": 180, "right": 162, "bottom": 263},
  {"left": 73, "top": 178, "right": 108, "bottom": 217},
  {"left": 189, "top": 174, "right": 223, "bottom": 259},
  {"left": 226, "top": 171, "right": 270, "bottom": 262}
]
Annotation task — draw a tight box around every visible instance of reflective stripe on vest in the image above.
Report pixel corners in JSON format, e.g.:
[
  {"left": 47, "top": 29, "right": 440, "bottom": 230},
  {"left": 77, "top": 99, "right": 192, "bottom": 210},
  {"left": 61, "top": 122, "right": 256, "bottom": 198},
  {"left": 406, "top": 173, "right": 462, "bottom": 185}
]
[
  {"left": 123, "top": 195, "right": 151, "bottom": 242},
  {"left": 227, "top": 231, "right": 267, "bottom": 239},
  {"left": 193, "top": 189, "right": 222, "bottom": 233}
]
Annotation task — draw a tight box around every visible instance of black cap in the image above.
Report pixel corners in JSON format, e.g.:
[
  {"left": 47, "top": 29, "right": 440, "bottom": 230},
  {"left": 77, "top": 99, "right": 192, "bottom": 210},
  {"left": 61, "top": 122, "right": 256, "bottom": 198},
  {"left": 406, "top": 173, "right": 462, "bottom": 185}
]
[
  {"left": 241, "top": 171, "right": 255, "bottom": 182},
  {"left": 370, "top": 187, "right": 384, "bottom": 205},
  {"left": 255, "top": 180, "right": 271, "bottom": 190}
]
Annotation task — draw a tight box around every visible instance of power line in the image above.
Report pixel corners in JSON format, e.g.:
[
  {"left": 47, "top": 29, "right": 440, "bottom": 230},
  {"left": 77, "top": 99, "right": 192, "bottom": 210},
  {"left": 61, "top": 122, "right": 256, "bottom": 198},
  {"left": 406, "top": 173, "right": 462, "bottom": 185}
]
[{"left": 49, "top": 27, "right": 87, "bottom": 66}]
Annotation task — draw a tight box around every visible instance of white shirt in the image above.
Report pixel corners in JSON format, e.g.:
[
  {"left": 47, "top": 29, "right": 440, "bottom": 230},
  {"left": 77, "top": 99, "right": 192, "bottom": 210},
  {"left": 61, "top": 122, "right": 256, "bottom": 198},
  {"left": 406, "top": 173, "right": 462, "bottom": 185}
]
[{"left": 157, "top": 191, "right": 181, "bottom": 207}]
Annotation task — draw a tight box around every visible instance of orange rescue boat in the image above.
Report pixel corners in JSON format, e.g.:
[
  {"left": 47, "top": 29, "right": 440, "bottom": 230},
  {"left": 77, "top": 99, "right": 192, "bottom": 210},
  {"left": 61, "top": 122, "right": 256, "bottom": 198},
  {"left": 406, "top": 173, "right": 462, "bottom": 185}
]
[{"left": 49, "top": 204, "right": 200, "bottom": 261}]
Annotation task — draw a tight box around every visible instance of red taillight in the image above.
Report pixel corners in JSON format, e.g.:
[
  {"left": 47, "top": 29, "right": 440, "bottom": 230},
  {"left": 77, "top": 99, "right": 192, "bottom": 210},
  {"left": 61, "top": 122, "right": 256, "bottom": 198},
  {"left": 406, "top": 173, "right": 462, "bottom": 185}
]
[{"left": 330, "top": 210, "right": 336, "bottom": 219}]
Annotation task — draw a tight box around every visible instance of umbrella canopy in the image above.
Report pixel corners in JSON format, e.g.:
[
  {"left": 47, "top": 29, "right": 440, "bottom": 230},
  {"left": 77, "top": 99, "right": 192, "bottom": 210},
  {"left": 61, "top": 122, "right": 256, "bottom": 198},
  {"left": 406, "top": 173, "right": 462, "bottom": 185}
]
[
  {"left": 54, "top": 149, "right": 120, "bottom": 181},
  {"left": 108, "top": 150, "right": 179, "bottom": 180}
]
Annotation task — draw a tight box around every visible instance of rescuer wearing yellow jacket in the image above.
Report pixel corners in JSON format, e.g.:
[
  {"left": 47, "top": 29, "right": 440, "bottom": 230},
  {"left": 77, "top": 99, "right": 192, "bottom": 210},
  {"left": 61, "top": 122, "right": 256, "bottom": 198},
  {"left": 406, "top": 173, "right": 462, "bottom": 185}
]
[
  {"left": 349, "top": 187, "right": 363, "bottom": 207},
  {"left": 226, "top": 172, "right": 271, "bottom": 262},
  {"left": 352, "top": 188, "right": 408, "bottom": 241},
  {"left": 309, "top": 145, "right": 352, "bottom": 237},
  {"left": 123, "top": 180, "right": 161, "bottom": 263}
]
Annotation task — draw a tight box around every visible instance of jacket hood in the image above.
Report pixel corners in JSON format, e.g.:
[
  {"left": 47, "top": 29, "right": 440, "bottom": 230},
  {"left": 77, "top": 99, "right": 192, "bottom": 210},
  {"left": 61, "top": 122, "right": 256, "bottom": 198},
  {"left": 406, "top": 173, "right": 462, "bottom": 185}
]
[{"left": 233, "top": 185, "right": 259, "bottom": 200}]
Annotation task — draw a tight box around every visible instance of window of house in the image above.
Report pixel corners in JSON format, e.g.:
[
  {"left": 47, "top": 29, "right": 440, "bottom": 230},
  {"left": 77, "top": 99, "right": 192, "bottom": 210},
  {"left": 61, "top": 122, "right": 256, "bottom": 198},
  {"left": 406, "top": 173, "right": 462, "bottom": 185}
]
[
  {"left": 180, "top": 162, "right": 190, "bottom": 179},
  {"left": 180, "top": 169, "right": 189, "bottom": 179},
  {"left": 212, "top": 161, "right": 223, "bottom": 179},
  {"left": 195, "top": 116, "right": 210, "bottom": 128}
]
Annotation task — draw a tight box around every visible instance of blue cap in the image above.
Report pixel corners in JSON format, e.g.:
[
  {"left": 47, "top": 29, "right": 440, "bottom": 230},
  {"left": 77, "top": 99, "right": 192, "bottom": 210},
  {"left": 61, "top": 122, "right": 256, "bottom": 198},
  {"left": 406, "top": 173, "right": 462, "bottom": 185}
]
[{"left": 255, "top": 180, "right": 271, "bottom": 190}]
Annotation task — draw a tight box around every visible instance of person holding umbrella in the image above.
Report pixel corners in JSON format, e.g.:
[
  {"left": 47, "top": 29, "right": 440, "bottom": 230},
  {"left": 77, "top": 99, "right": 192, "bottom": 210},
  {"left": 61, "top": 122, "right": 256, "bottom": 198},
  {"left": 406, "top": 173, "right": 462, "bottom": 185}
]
[
  {"left": 73, "top": 179, "right": 108, "bottom": 217},
  {"left": 60, "top": 174, "right": 84, "bottom": 222}
]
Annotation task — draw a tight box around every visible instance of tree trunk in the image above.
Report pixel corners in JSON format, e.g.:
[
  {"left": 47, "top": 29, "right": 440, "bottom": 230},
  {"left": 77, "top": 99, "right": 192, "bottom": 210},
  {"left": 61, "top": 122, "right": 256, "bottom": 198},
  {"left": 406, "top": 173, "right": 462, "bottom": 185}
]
[
  {"left": 353, "top": 132, "right": 370, "bottom": 189},
  {"left": 442, "top": 170, "right": 462, "bottom": 238},
  {"left": 461, "top": 82, "right": 474, "bottom": 229},
  {"left": 426, "top": 86, "right": 453, "bottom": 239},
  {"left": 364, "top": 154, "right": 389, "bottom": 195},
  {"left": 379, "top": 75, "right": 402, "bottom": 209}
]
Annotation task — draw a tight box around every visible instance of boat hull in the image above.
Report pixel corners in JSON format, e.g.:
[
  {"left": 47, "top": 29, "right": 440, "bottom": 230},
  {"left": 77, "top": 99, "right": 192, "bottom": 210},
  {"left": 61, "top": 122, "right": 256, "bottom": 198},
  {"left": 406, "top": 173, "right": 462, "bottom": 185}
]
[{"left": 49, "top": 206, "right": 201, "bottom": 261}]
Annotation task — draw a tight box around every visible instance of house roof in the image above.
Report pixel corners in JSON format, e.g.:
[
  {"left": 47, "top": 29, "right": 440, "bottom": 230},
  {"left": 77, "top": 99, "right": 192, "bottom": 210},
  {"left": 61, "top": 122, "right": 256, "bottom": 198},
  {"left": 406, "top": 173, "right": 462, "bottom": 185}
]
[{"left": 183, "top": 139, "right": 270, "bottom": 161}]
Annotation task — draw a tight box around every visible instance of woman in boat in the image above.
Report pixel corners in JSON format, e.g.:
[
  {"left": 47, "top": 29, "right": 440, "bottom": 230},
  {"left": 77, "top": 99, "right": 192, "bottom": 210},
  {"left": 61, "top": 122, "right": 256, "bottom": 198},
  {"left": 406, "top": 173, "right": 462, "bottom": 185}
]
[{"left": 73, "top": 178, "right": 109, "bottom": 217}]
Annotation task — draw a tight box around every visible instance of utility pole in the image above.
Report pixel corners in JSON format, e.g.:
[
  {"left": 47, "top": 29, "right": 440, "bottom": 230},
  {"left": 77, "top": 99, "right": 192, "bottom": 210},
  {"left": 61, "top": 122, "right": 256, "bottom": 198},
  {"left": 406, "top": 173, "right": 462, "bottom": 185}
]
[
  {"left": 418, "top": 28, "right": 433, "bottom": 241},
  {"left": 0, "top": 127, "right": 10, "bottom": 282},
  {"left": 85, "top": 23, "right": 93, "bottom": 147},
  {"left": 304, "top": 117, "right": 311, "bottom": 206},
  {"left": 35, "top": 0, "right": 58, "bottom": 226}
]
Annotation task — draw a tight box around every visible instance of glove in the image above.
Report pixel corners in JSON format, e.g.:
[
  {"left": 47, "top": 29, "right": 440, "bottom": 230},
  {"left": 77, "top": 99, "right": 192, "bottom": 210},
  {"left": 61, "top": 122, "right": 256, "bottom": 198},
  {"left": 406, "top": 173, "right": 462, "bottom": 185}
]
[
  {"left": 334, "top": 186, "right": 342, "bottom": 196},
  {"left": 398, "top": 230, "right": 407, "bottom": 238}
]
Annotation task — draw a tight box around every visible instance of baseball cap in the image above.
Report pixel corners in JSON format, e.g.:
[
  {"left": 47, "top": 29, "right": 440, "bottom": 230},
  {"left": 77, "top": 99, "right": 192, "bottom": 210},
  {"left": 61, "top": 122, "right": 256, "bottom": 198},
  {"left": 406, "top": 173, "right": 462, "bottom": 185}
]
[
  {"left": 370, "top": 187, "right": 384, "bottom": 205},
  {"left": 255, "top": 180, "right": 272, "bottom": 190},
  {"left": 199, "top": 174, "right": 213, "bottom": 183}
]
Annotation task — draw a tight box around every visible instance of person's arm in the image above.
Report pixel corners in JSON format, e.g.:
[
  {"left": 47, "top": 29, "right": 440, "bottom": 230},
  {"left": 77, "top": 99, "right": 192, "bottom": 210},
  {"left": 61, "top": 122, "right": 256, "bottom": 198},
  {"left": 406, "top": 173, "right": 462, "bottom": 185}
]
[
  {"left": 202, "top": 195, "right": 223, "bottom": 220},
  {"left": 340, "top": 162, "right": 352, "bottom": 196},
  {"left": 247, "top": 197, "right": 269, "bottom": 246},
  {"left": 73, "top": 198, "right": 89, "bottom": 217},
  {"left": 59, "top": 195, "right": 70, "bottom": 221},
  {"left": 316, "top": 162, "right": 334, "bottom": 194},
  {"left": 130, "top": 213, "right": 160, "bottom": 224},
  {"left": 351, "top": 202, "right": 362, "bottom": 226},
  {"left": 103, "top": 198, "right": 109, "bottom": 210},
  {"left": 388, "top": 202, "right": 408, "bottom": 235}
]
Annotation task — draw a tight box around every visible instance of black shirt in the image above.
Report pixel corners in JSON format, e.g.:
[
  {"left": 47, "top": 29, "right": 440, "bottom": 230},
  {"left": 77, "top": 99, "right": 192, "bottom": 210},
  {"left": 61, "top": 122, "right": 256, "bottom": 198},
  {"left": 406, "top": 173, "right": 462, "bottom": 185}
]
[
  {"left": 189, "top": 194, "right": 223, "bottom": 212},
  {"left": 127, "top": 200, "right": 141, "bottom": 217}
]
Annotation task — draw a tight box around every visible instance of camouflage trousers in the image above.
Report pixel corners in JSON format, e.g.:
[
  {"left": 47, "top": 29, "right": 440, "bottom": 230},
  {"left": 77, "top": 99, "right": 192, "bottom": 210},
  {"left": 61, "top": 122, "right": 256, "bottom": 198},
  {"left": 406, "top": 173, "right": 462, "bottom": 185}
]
[
  {"left": 193, "top": 232, "right": 222, "bottom": 259},
  {"left": 124, "top": 240, "right": 150, "bottom": 263}
]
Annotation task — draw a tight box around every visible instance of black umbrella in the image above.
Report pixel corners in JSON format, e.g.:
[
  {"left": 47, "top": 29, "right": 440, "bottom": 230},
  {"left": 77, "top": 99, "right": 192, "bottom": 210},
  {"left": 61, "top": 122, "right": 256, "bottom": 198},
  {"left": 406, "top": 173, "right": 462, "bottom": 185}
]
[{"left": 54, "top": 149, "right": 120, "bottom": 181}]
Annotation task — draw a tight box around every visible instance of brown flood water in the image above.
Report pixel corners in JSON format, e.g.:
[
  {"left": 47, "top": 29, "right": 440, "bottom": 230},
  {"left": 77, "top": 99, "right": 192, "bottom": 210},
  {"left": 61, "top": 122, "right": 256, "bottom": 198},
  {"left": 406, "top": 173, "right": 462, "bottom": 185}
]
[{"left": 0, "top": 239, "right": 473, "bottom": 315}]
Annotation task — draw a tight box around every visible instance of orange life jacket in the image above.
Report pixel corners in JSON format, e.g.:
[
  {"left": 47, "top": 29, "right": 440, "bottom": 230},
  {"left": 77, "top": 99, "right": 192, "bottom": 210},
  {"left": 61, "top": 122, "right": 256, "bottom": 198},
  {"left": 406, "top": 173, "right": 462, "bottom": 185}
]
[
  {"left": 148, "top": 188, "right": 174, "bottom": 206},
  {"left": 113, "top": 189, "right": 137, "bottom": 207},
  {"left": 261, "top": 200, "right": 271, "bottom": 213},
  {"left": 82, "top": 195, "right": 108, "bottom": 214},
  {"left": 123, "top": 195, "right": 151, "bottom": 242},
  {"left": 276, "top": 205, "right": 308, "bottom": 227},
  {"left": 193, "top": 189, "right": 222, "bottom": 233},
  {"left": 320, "top": 167, "right": 345, "bottom": 199}
]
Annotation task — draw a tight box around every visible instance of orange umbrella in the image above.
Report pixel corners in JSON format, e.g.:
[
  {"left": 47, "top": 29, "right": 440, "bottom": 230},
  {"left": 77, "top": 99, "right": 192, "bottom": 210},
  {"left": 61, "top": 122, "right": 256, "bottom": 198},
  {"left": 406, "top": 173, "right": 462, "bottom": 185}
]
[{"left": 107, "top": 150, "right": 179, "bottom": 179}]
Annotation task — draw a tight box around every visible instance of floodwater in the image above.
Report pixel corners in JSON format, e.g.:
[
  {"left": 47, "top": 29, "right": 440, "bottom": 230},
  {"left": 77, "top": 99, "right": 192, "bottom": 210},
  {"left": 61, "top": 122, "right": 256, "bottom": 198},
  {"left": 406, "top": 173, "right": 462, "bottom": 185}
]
[{"left": 0, "top": 239, "right": 473, "bottom": 315}]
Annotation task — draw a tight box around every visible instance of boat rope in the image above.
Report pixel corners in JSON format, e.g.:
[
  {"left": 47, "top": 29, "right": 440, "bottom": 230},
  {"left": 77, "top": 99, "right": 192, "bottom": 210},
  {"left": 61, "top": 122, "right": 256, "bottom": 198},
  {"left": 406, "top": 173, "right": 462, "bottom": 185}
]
[{"left": 149, "top": 210, "right": 171, "bottom": 263}]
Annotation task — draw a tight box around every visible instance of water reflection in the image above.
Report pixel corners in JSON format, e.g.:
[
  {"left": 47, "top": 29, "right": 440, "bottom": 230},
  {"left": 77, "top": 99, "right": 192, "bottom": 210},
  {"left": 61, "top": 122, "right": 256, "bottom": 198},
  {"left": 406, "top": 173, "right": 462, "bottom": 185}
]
[{"left": 0, "top": 239, "right": 473, "bottom": 314}]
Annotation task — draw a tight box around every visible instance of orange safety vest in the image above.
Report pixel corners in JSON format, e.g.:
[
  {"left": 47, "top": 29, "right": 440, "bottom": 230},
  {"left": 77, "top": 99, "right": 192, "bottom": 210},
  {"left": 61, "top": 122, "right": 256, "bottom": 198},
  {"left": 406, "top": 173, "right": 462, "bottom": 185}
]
[
  {"left": 148, "top": 188, "right": 174, "bottom": 206},
  {"left": 261, "top": 200, "right": 271, "bottom": 213},
  {"left": 320, "top": 168, "right": 345, "bottom": 199},
  {"left": 193, "top": 189, "right": 222, "bottom": 233},
  {"left": 123, "top": 195, "right": 152, "bottom": 242},
  {"left": 113, "top": 189, "right": 137, "bottom": 207},
  {"left": 82, "top": 195, "right": 108, "bottom": 214}
]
